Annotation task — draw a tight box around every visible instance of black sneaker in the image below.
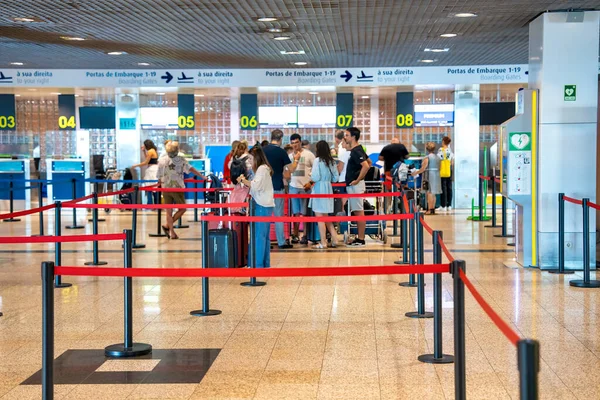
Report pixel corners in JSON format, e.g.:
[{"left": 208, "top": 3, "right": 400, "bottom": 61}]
[
  {"left": 346, "top": 239, "right": 366, "bottom": 247},
  {"left": 278, "top": 243, "right": 293, "bottom": 249},
  {"left": 291, "top": 235, "right": 300, "bottom": 244},
  {"left": 299, "top": 237, "right": 308, "bottom": 245}
]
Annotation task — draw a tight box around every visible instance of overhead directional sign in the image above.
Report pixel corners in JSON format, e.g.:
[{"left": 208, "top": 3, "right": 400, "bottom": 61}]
[
  {"left": 58, "top": 94, "right": 76, "bottom": 130},
  {"left": 240, "top": 94, "right": 258, "bottom": 130},
  {"left": 396, "top": 92, "right": 414, "bottom": 129},
  {"left": 177, "top": 94, "right": 195, "bottom": 130},
  {"left": 0, "top": 94, "right": 16, "bottom": 130},
  {"left": 161, "top": 72, "right": 173, "bottom": 84},
  {"left": 336, "top": 93, "right": 354, "bottom": 129}
]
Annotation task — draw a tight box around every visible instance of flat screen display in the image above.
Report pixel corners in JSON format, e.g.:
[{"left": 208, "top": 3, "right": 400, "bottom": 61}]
[
  {"left": 140, "top": 107, "right": 179, "bottom": 129},
  {"left": 258, "top": 106, "right": 298, "bottom": 127},
  {"left": 79, "top": 107, "right": 116, "bottom": 130},
  {"left": 297, "top": 106, "right": 336, "bottom": 128},
  {"left": 480, "top": 102, "right": 516, "bottom": 126},
  {"left": 414, "top": 104, "right": 454, "bottom": 127}
]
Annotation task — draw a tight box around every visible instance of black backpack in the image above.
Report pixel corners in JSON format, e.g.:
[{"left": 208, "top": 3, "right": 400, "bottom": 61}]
[{"left": 230, "top": 156, "right": 248, "bottom": 184}]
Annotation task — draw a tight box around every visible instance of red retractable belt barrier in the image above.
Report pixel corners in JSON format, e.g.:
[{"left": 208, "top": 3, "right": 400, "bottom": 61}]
[
  {"left": 200, "top": 213, "right": 412, "bottom": 223},
  {"left": 64, "top": 202, "right": 249, "bottom": 210},
  {"left": 563, "top": 196, "right": 583, "bottom": 205},
  {"left": 494, "top": 177, "right": 501, "bottom": 184},
  {"left": 98, "top": 188, "right": 135, "bottom": 198},
  {"left": 274, "top": 191, "right": 402, "bottom": 199},
  {"left": 54, "top": 263, "right": 450, "bottom": 278},
  {"left": 420, "top": 216, "right": 434, "bottom": 235},
  {"left": 588, "top": 201, "right": 600, "bottom": 211},
  {"left": 0, "top": 233, "right": 126, "bottom": 244},
  {"left": 139, "top": 187, "right": 234, "bottom": 193},
  {"left": 63, "top": 193, "right": 96, "bottom": 205},
  {"left": 0, "top": 203, "right": 56, "bottom": 221},
  {"left": 458, "top": 269, "right": 520, "bottom": 346},
  {"left": 479, "top": 175, "right": 491, "bottom": 181},
  {"left": 439, "top": 238, "right": 454, "bottom": 262}
]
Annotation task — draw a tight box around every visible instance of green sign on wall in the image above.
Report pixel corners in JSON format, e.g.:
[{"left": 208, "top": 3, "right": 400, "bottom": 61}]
[{"left": 564, "top": 85, "right": 576, "bottom": 102}]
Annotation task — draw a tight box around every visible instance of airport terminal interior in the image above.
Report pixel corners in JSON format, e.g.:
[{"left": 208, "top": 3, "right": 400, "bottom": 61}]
[{"left": 1, "top": 1, "right": 600, "bottom": 399}]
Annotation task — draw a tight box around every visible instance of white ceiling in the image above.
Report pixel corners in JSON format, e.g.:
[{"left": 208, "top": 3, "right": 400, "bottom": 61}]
[{"left": 1, "top": 0, "right": 598, "bottom": 69}]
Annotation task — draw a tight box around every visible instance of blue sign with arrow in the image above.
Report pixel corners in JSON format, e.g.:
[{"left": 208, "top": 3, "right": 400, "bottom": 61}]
[
  {"left": 161, "top": 71, "right": 173, "bottom": 84},
  {"left": 340, "top": 70, "right": 353, "bottom": 82}
]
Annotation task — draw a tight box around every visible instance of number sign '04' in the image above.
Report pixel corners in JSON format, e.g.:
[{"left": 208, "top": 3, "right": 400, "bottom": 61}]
[
  {"left": 240, "top": 94, "right": 258, "bottom": 130},
  {"left": 58, "top": 94, "right": 76, "bottom": 130},
  {"left": 0, "top": 94, "right": 16, "bottom": 130}
]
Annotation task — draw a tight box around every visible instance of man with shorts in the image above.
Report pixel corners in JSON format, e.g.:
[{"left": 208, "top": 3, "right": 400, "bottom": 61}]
[
  {"left": 344, "top": 127, "right": 370, "bottom": 247},
  {"left": 264, "top": 129, "right": 298, "bottom": 249},
  {"left": 288, "top": 133, "right": 315, "bottom": 244},
  {"left": 157, "top": 141, "right": 205, "bottom": 239}
]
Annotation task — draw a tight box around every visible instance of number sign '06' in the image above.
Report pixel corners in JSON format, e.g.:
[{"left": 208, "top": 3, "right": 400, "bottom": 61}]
[
  {"left": 0, "top": 94, "right": 16, "bottom": 130},
  {"left": 240, "top": 94, "right": 258, "bottom": 130},
  {"left": 58, "top": 94, "right": 76, "bottom": 130}
]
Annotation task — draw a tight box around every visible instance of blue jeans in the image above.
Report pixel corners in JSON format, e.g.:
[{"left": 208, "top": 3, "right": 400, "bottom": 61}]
[
  {"left": 252, "top": 202, "right": 273, "bottom": 268},
  {"left": 273, "top": 190, "right": 286, "bottom": 246},
  {"left": 147, "top": 191, "right": 156, "bottom": 205}
]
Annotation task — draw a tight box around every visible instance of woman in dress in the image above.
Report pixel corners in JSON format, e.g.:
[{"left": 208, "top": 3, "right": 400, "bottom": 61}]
[
  {"left": 412, "top": 141, "right": 441, "bottom": 215},
  {"left": 132, "top": 139, "right": 159, "bottom": 204},
  {"left": 308, "top": 140, "right": 340, "bottom": 249}
]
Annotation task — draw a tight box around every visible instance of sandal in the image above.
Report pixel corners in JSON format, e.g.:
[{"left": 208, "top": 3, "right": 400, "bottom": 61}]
[
  {"left": 162, "top": 225, "right": 171, "bottom": 239},
  {"left": 312, "top": 243, "right": 325, "bottom": 250},
  {"left": 171, "top": 232, "right": 179, "bottom": 240},
  {"left": 328, "top": 242, "right": 338, "bottom": 248}
]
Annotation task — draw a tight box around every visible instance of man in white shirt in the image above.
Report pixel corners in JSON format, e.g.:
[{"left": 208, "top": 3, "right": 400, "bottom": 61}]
[{"left": 288, "top": 133, "right": 315, "bottom": 244}]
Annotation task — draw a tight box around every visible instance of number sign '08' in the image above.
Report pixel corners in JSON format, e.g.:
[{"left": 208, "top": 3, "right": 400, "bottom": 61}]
[
  {"left": 0, "top": 94, "right": 16, "bottom": 130},
  {"left": 336, "top": 93, "right": 353, "bottom": 129},
  {"left": 177, "top": 94, "right": 195, "bottom": 130},
  {"left": 396, "top": 92, "right": 414, "bottom": 129},
  {"left": 240, "top": 94, "right": 258, "bottom": 130},
  {"left": 58, "top": 94, "right": 76, "bottom": 130}
]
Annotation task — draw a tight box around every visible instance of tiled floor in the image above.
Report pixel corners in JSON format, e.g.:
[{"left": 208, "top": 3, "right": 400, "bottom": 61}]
[{"left": 0, "top": 209, "right": 598, "bottom": 399}]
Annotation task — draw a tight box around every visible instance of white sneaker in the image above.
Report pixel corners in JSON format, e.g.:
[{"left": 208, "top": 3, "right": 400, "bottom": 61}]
[
  {"left": 440, "top": 207, "right": 446, "bottom": 212},
  {"left": 447, "top": 206, "right": 452, "bottom": 212}
]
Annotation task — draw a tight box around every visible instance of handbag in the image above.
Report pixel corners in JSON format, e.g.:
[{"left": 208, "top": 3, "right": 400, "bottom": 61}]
[{"left": 440, "top": 149, "right": 451, "bottom": 178}]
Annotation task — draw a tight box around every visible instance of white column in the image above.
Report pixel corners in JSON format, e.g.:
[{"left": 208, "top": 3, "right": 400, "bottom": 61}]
[
  {"left": 453, "top": 85, "right": 480, "bottom": 209},
  {"left": 115, "top": 92, "right": 140, "bottom": 170},
  {"left": 229, "top": 96, "right": 240, "bottom": 143},
  {"left": 370, "top": 96, "right": 379, "bottom": 143}
]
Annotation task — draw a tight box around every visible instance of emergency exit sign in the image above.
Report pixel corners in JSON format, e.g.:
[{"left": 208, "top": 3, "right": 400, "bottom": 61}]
[{"left": 564, "top": 85, "right": 576, "bottom": 101}]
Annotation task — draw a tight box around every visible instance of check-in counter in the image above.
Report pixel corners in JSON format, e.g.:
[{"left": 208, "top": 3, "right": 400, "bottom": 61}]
[
  {"left": 185, "top": 159, "right": 210, "bottom": 201},
  {"left": 46, "top": 159, "right": 89, "bottom": 203},
  {"left": 0, "top": 159, "right": 31, "bottom": 210}
]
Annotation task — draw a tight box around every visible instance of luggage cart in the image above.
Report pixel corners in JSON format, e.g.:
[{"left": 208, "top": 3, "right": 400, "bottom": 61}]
[{"left": 339, "top": 180, "right": 388, "bottom": 245}]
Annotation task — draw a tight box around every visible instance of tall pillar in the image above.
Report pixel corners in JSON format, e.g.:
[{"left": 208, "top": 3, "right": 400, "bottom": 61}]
[
  {"left": 453, "top": 85, "right": 480, "bottom": 209},
  {"left": 530, "top": 11, "right": 599, "bottom": 268}
]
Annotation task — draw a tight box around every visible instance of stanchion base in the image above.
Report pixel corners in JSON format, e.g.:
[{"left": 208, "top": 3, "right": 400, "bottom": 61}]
[
  {"left": 175, "top": 224, "right": 190, "bottom": 229},
  {"left": 390, "top": 243, "right": 403, "bottom": 249},
  {"left": 105, "top": 342, "right": 152, "bottom": 358},
  {"left": 569, "top": 280, "right": 600, "bottom": 288},
  {"left": 547, "top": 269, "right": 575, "bottom": 275},
  {"left": 507, "top": 243, "right": 516, "bottom": 247},
  {"left": 484, "top": 224, "right": 498, "bottom": 229},
  {"left": 494, "top": 234, "right": 515, "bottom": 238},
  {"left": 148, "top": 233, "right": 167, "bottom": 237},
  {"left": 388, "top": 234, "right": 401, "bottom": 238},
  {"left": 418, "top": 353, "right": 455, "bottom": 364},
  {"left": 190, "top": 309, "right": 222, "bottom": 317},
  {"left": 240, "top": 281, "right": 267, "bottom": 287},
  {"left": 84, "top": 261, "right": 108, "bottom": 266},
  {"left": 133, "top": 244, "right": 146, "bottom": 249},
  {"left": 398, "top": 282, "right": 418, "bottom": 287},
  {"left": 394, "top": 260, "right": 409, "bottom": 265},
  {"left": 65, "top": 225, "right": 85, "bottom": 229},
  {"left": 54, "top": 282, "right": 72, "bottom": 289},
  {"left": 3, "top": 218, "right": 21, "bottom": 222},
  {"left": 405, "top": 311, "right": 434, "bottom": 319},
  {"left": 88, "top": 218, "right": 106, "bottom": 222}
]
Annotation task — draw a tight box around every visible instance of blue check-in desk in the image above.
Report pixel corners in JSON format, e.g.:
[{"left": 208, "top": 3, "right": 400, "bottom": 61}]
[
  {"left": 46, "top": 159, "right": 89, "bottom": 206},
  {"left": 184, "top": 159, "right": 210, "bottom": 201},
  {"left": 0, "top": 159, "right": 31, "bottom": 210}
]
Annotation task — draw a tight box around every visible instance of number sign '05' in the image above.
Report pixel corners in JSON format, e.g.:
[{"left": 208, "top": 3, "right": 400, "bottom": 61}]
[
  {"left": 58, "top": 94, "right": 76, "bottom": 130},
  {"left": 0, "top": 94, "right": 16, "bottom": 130},
  {"left": 177, "top": 94, "right": 195, "bottom": 130}
]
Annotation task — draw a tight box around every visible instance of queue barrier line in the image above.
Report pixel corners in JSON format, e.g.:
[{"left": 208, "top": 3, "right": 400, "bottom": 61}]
[
  {"left": 85, "top": 178, "right": 158, "bottom": 184},
  {"left": 420, "top": 216, "right": 434, "bottom": 236},
  {"left": 0, "top": 203, "right": 56, "bottom": 221},
  {"left": 439, "top": 238, "right": 455, "bottom": 262},
  {"left": 199, "top": 213, "right": 412, "bottom": 223},
  {"left": 65, "top": 202, "right": 249, "bottom": 210},
  {"left": 62, "top": 193, "right": 96, "bottom": 205},
  {"left": 458, "top": 268, "right": 521, "bottom": 346},
  {"left": 479, "top": 175, "right": 491, "bottom": 181},
  {"left": 275, "top": 191, "right": 402, "bottom": 199},
  {"left": 139, "top": 187, "right": 234, "bottom": 193},
  {"left": 587, "top": 201, "right": 600, "bottom": 211},
  {"left": 54, "top": 263, "right": 450, "bottom": 278},
  {"left": 0, "top": 232, "right": 126, "bottom": 244},
  {"left": 563, "top": 196, "right": 582, "bottom": 206},
  {"left": 98, "top": 187, "right": 136, "bottom": 198},
  {"left": 1, "top": 184, "right": 37, "bottom": 192}
]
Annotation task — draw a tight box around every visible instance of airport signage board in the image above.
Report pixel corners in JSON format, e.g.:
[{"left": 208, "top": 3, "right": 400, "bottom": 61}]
[
  {"left": 395, "top": 92, "right": 414, "bottom": 129},
  {"left": 58, "top": 94, "right": 76, "bottom": 130},
  {"left": 177, "top": 94, "right": 195, "bottom": 130},
  {"left": 239, "top": 94, "right": 258, "bottom": 130},
  {"left": 0, "top": 65, "right": 529, "bottom": 88},
  {"left": 0, "top": 94, "right": 16, "bottom": 130},
  {"left": 335, "top": 93, "right": 354, "bottom": 129}
]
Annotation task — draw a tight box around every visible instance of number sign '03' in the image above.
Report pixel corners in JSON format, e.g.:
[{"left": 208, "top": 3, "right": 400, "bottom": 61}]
[
  {"left": 396, "top": 92, "right": 414, "bottom": 129},
  {"left": 336, "top": 93, "right": 354, "bottom": 129},
  {"left": 240, "top": 94, "right": 258, "bottom": 130},
  {"left": 0, "top": 94, "right": 16, "bottom": 130},
  {"left": 177, "top": 94, "right": 195, "bottom": 130},
  {"left": 58, "top": 94, "right": 76, "bottom": 130}
]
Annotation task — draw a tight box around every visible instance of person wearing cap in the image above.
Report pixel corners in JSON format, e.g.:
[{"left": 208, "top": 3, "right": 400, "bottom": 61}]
[{"left": 156, "top": 141, "right": 206, "bottom": 239}]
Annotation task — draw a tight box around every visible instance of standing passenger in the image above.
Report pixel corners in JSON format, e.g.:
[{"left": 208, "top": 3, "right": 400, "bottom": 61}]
[
  {"left": 288, "top": 133, "right": 315, "bottom": 245},
  {"left": 412, "top": 142, "right": 441, "bottom": 215},
  {"left": 132, "top": 139, "right": 159, "bottom": 204},
  {"left": 438, "top": 136, "right": 454, "bottom": 211},
  {"left": 344, "top": 127, "right": 370, "bottom": 247}
]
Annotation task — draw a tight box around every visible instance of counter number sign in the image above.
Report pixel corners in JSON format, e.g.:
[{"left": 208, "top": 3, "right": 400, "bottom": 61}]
[
  {"left": 240, "top": 94, "right": 258, "bottom": 130},
  {"left": 0, "top": 94, "right": 16, "bottom": 130},
  {"left": 58, "top": 94, "right": 77, "bottom": 130},
  {"left": 336, "top": 93, "right": 353, "bottom": 129},
  {"left": 177, "top": 94, "right": 195, "bottom": 130},
  {"left": 396, "top": 92, "right": 414, "bottom": 129}
]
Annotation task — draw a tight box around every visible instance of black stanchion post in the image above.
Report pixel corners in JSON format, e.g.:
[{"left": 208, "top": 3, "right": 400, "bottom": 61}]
[
  {"left": 84, "top": 192, "right": 107, "bottom": 266},
  {"left": 41, "top": 261, "right": 55, "bottom": 400},
  {"left": 4, "top": 178, "right": 20, "bottom": 222},
  {"left": 570, "top": 198, "right": 600, "bottom": 288},
  {"left": 549, "top": 193, "right": 573, "bottom": 275},
  {"left": 33, "top": 182, "right": 45, "bottom": 236},
  {"left": 190, "top": 181, "right": 199, "bottom": 222},
  {"left": 486, "top": 171, "right": 497, "bottom": 228},
  {"left": 88, "top": 182, "right": 105, "bottom": 222},
  {"left": 517, "top": 339, "right": 540, "bottom": 400},
  {"left": 190, "top": 220, "right": 222, "bottom": 317},
  {"left": 419, "top": 231, "right": 454, "bottom": 364},
  {"left": 406, "top": 212, "right": 432, "bottom": 319},
  {"left": 452, "top": 260, "right": 467, "bottom": 400},
  {"left": 149, "top": 191, "right": 166, "bottom": 238},
  {"left": 66, "top": 178, "right": 84, "bottom": 229},
  {"left": 495, "top": 195, "right": 515, "bottom": 238},
  {"left": 130, "top": 186, "right": 146, "bottom": 249},
  {"left": 399, "top": 199, "right": 417, "bottom": 287},
  {"left": 394, "top": 196, "right": 409, "bottom": 261},
  {"left": 54, "top": 202, "right": 71, "bottom": 289},
  {"left": 105, "top": 230, "right": 152, "bottom": 357},
  {"left": 241, "top": 200, "right": 266, "bottom": 287},
  {"left": 391, "top": 182, "right": 399, "bottom": 237}
]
